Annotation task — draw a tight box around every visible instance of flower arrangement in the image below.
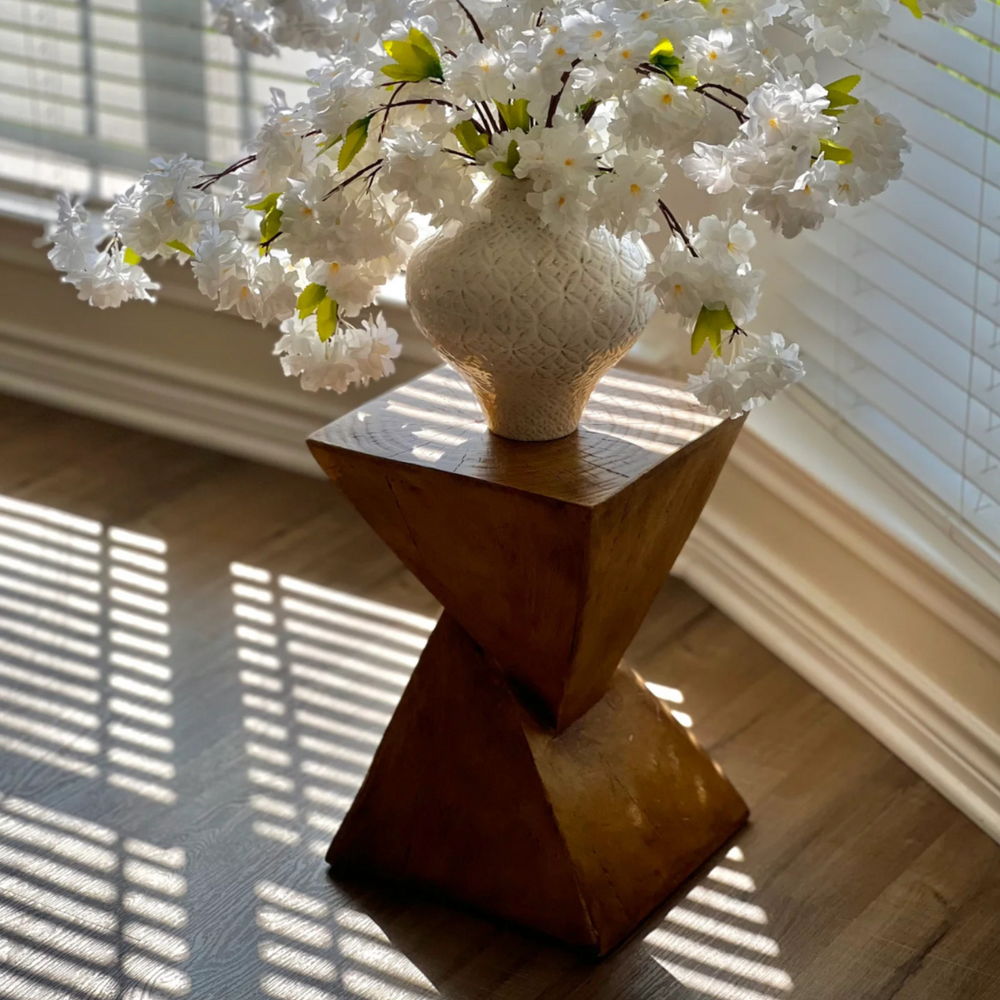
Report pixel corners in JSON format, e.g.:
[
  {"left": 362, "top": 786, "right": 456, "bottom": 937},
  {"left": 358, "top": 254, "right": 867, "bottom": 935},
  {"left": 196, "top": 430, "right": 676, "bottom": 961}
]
[{"left": 46, "top": 0, "right": 957, "bottom": 416}]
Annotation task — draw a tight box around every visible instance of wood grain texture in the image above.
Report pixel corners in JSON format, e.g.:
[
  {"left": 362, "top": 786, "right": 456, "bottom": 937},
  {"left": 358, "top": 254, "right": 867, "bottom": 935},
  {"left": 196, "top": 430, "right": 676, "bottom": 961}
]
[
  {"left": 0, "top": 393, "right": 998, "bottom": 999},
  {"left": 308, "top": 366, "right": 729, "bottom": 507},
  {"left": 328, "top": 612, "right": 747, "bottom": 955},
  {"left": 309, "top": 365, "right": 745, "bottom": 728}
]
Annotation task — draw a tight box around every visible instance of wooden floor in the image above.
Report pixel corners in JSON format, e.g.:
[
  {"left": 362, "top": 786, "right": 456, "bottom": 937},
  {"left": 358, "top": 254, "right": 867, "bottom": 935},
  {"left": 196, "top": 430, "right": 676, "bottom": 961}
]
[{"left": 0, "top": 393, "right": 998, "bottom": 1000}]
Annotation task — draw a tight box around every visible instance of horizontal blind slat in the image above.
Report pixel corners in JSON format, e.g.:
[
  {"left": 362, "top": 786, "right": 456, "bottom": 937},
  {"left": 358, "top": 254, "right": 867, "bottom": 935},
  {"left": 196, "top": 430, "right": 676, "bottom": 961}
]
[
  {"left": 772, "top": 250, "right": 973, "bottom": 388},
  {"left": 800, "top": 348, "right": 966, "bottom": 510},
  {"left": 851, "top": 39, "right": 989, "bottom": 132}
]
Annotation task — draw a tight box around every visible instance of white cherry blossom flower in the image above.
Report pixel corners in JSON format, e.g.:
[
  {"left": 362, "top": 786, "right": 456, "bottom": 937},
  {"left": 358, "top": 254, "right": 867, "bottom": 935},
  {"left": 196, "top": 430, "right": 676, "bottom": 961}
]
[
  {"left": 45, "top": 195, "right": 159, "bottom": 308},
  {"left": 591, "top": 148, "right": 666, "bottom": 235},
  {"left": 683, "top": 30, "right": 748, "bottom": 86},
  {"left": 687, "top": 332, "right": 805, "bottom": 416},
  {"left": 615, "top": 76, "right": 707, "bottom": 156},
  {"left": 748, "top": 156, "right": 839, "bottom": 236},
  {"left": 306, "top": 58, "right": 378, "bottom": 142},
  {"left": 559, "top": 7, "right": 619, "bottom": 57},
  {"left": 106, "top": 155, "right": 210, "bottom": 257},
  {"left": 306, "top": 259, "right": 382, "bottom": 316},
  {"left": 648, "top": 247, "right": 708, "bottom": 318},
  {"left": 71, "top": 250, "right": 160, "bottom": 309},
  {"left": 445, "top": 43, "right": 510, "bottom": 103},
  {"left": 525, "top": 183, "right": 594, "bottom": 235},
  {"left": 683, "top": 141, "right": 742, "bottom": 194},
  {"left": 694, "top": 215, "right": 756, "bottom": 269},
  {"left": 274, "top": 318, "right": 360, "bottom": 392},
  {"left": 348, "top": 311, "right": 402, "bottom": 381},
  {"left": 515, "top": 123, "right": 601, "bottom": 187}
]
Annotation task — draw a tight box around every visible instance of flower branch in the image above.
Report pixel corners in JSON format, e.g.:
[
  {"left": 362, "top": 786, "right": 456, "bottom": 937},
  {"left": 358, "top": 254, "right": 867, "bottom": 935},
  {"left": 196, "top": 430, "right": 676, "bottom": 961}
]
[
  {"left": 324, "top": 158, "right": 384, "bottom": 199},
  {"left": 455, "top": 0, "right": 485, "bottom": 43}
]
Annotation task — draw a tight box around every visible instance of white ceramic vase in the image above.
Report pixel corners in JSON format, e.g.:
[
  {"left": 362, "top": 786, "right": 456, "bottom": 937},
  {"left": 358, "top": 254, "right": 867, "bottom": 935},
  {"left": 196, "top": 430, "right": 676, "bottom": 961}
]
[{"left": 405, "top": 177, "right": 657, "bottom": 442}]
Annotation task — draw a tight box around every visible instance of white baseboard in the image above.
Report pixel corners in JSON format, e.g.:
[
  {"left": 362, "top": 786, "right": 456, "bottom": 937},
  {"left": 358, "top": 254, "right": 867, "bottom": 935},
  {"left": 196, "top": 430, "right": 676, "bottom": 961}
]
[
  {"left": 0, "top": 323, "right": 324, "bottom": 476},
  {"left": 676, "top": 432, "right": 1000, "bottom": 845},
  {"left": 0, "top": 312, "right": 430, "bottom": 479}
]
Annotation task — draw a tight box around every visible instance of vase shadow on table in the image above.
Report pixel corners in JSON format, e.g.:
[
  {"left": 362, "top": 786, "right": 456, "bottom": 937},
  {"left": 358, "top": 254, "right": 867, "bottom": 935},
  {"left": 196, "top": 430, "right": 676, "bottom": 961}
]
[{"left": 326, "top": 830, "right": 793, "bottom": 1000}]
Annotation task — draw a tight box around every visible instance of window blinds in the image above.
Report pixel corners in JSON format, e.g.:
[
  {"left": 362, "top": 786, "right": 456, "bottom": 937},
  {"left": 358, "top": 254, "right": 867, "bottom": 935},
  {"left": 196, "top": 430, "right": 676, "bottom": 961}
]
[
  {"left": 766, "top": 3, "right": 1000, "bottom": 567},
  {"left": 0, "top": 0, "right": 311, "bottom": 201}
]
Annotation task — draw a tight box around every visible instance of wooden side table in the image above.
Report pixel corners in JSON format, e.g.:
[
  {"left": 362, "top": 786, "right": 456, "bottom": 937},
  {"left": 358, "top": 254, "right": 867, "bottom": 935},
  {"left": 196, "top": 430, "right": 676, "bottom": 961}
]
[{"left": 308, "top": 365, "right": 749, "bottom": 955}]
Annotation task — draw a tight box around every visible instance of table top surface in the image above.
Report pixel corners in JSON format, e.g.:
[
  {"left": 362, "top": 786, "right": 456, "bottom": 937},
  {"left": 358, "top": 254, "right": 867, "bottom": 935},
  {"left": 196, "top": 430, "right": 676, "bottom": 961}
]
[{"left": 309, "top": 365, "right": 729, "bottom": 507}]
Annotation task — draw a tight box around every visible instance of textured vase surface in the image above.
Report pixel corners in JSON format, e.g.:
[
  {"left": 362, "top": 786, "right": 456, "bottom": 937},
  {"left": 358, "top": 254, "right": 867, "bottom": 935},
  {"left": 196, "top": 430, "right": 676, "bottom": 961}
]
[{"left": 405, "top": 177, "right": 656, "bottom": 442}]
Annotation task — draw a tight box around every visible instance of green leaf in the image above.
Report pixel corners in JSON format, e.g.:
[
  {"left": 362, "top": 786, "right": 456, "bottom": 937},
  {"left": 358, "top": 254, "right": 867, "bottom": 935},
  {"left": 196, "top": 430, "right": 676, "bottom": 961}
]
[
  {"left": 249, "top": 196, "right": 282, "bottom": 253},
  {"left": 827, "top": 74, "right": 861, "bottom": 94},
  {"left": 165, "top": 239, "right": 195, "bottom": 256},
  {"left": 691, "top": 305, "right": 734, "bottom": 357},
  {"left": 246, "top": 192, "right": 280, "bottom": 212},
  {"left": 123, "top": 247, "right": 142, "bottom": 266},
  {"left": 899, "top": 0, "right": 923, "bottom": 17},
  {"left": 337, "top": 115, "right": 372, "bottom": 173},
  {"left": 649, "top": 39, "right": 677, "bottom": 66},
  {"left": 824, "top": 75, "right": 861, "bottom": 116},
  {"left": 650, "top": 39, "right": 683, "bottom": 77},
  {"left": 453, "top": 120, "right": 488, "bottom": 156},
  {"left": 577, "top": 97, "right": 597, "bottom": 120},
  {"left": 315, "top": 297, "right": 339, "bottom": 342},
  {"left": 297, "top": 283, "right": 328, "bottom": 320},
  {"left": 495, "top": 98, "right": 531, "bottom": 133},
  {"left": 406, "top": 26, "right": 439, "bottom": 60},
  {"left": 818, "top": 138, "right": 853, "bottom": 164},
  {"left": 492, "top": 138, "right": 520, "bottom": 178},
  {"left": 318, "top": 133, "right": 342, "bottom": 153},
  {"left": 649, "top": 38, "right": 698, "bottom": 87},
  {"left": 381, "top": 29, "right": 443, "bottom": 83},
  {"left": 259, "top": 207, "right": 283, "bottom": 244}
]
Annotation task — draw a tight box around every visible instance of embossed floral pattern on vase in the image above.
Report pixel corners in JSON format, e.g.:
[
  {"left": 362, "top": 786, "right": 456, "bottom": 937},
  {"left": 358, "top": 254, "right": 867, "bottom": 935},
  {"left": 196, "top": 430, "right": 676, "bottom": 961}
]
[{"left": 406, "top": 178, "right": 656, "bottom": 442}]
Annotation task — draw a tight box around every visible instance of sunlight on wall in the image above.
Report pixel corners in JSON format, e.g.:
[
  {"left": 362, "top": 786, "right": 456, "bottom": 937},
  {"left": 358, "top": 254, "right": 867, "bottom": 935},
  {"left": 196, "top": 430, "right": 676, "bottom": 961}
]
[
  {"left": 646, "top": 845, "right": 794, "bottom": 1000},
  {"left": 0, "top": 794, "right": 190, "bottom": 999}
]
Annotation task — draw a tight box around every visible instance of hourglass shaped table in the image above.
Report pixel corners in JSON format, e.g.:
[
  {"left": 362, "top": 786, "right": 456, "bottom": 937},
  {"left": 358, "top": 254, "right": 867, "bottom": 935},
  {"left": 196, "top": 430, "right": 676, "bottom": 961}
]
[{"left": 308, "top": 365, "right": 749, "bottom": 955}]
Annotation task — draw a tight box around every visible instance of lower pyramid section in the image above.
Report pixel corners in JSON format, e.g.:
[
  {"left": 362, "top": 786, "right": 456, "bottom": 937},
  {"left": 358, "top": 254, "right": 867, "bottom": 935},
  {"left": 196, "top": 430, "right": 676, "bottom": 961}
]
[{"left": 327, "top": 613, "right": 749, "bottom": 955}]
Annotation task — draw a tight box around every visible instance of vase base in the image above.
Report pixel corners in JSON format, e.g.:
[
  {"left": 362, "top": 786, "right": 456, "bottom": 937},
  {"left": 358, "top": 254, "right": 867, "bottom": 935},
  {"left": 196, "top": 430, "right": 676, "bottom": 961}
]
[
  {"left": 463, "top": 370, "right": 598, "bottom": 442},
  {"left": 486, "top": 425, "right": 578, "bottom": 443}
]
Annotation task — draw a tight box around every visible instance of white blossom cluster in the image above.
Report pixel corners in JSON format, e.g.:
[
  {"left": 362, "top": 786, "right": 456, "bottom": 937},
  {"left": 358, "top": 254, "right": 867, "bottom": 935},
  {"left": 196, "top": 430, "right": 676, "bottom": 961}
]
[{"left": 46, "top": 0, "right": 958, "bottom": 413}]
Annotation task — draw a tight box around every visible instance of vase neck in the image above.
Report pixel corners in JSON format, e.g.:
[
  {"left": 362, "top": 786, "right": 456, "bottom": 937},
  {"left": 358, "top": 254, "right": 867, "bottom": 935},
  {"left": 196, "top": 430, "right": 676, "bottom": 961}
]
[{"left": 477, "top": 177, "right": 551, "bottom": 230}]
